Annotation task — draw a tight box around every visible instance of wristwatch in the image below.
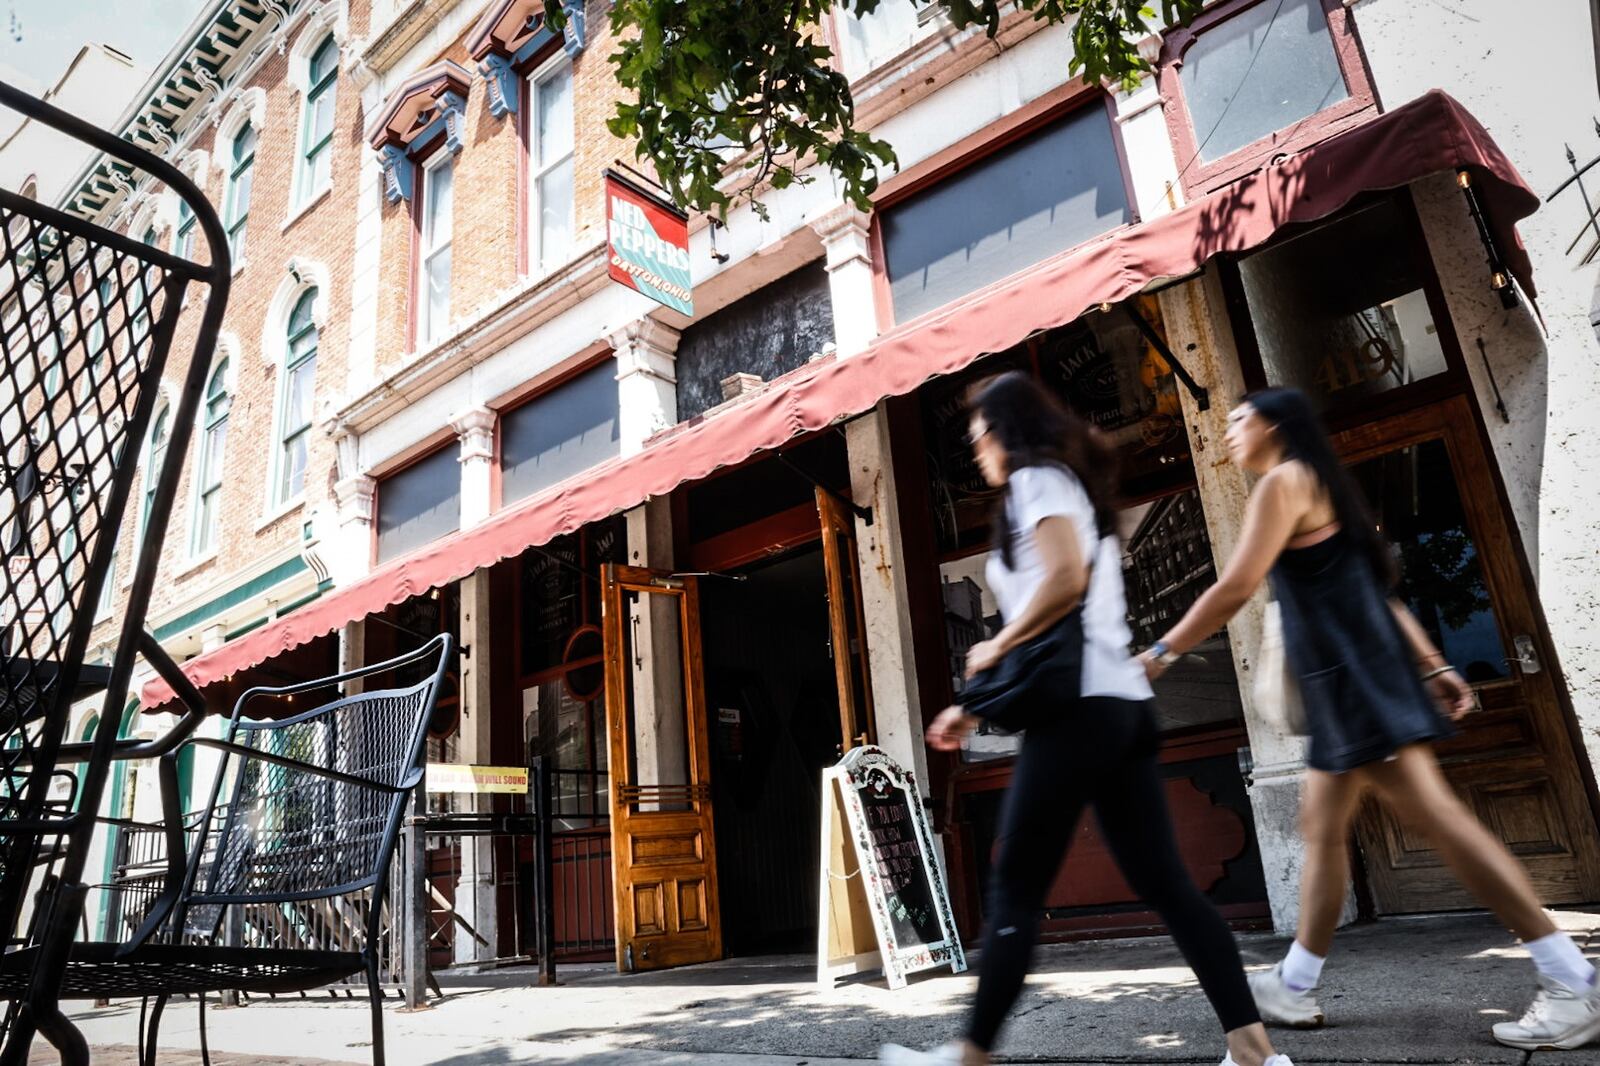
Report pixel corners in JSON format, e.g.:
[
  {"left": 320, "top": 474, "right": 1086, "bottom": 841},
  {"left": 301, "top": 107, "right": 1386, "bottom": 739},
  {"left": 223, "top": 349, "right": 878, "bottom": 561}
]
[{"left": 1147, "top": 640, "right": 1181, "bottom": 666}]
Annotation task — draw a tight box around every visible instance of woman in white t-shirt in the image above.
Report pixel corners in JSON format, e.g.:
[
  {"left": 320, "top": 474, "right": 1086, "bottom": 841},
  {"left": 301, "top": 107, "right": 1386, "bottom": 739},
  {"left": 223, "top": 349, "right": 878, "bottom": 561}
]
[{"left": 882, "top": 372, "right": 1289, "bottom": 1066}]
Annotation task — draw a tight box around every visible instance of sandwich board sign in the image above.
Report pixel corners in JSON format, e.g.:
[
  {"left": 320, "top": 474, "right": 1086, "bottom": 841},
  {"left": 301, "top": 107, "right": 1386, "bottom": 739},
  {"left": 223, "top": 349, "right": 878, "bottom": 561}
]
[{"left": 817, "top": 745, "right": 966, "bottom": 989}]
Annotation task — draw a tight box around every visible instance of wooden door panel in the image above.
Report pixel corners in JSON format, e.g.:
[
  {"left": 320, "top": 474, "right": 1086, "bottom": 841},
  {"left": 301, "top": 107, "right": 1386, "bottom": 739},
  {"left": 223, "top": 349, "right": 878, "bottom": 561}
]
[
  {"left": 1345, "top": 398, "right": 1600, "bottom": 913},
  {"left": 817, "top": 487, "right": 876, "bottom": 751},
  {"left": 604, "top": 565, "right": 723, "bottom": 971}
]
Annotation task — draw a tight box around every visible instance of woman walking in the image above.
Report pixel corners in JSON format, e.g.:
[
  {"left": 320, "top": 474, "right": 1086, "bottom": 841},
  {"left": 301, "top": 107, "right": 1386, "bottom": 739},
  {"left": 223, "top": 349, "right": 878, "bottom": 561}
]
[
  {"left": 1141, "top": 387, "right": 1599, "bottom": 1052},
  {"left": 881, "top": 372, "right": 1290, "bottom": 1066}
]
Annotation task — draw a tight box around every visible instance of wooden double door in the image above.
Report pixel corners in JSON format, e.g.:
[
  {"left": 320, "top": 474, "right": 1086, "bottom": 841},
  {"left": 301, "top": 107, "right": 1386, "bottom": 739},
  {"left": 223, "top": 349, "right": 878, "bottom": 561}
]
[
  {"left": 1338, "top": 397, "right": 1600, "bottom": 912},
  {"left": 600, "top": 489, "right": 875, "bottom": 971}
]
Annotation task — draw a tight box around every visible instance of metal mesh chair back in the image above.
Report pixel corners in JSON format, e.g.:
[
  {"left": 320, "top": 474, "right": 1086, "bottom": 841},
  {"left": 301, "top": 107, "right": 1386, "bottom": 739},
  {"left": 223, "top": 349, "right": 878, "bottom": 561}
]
[
  {"left": 181, "top": 637, "right": 450, "bottom": 946},
  {"left": 1, "top": 152, "right": 210, "bottom": 944}
]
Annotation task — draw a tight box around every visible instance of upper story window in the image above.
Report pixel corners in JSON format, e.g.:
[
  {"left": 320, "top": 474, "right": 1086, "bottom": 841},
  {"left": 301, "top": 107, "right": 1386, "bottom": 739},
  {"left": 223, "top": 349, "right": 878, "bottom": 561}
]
[
  {"left": 375, "top": 445, "right": 461, "bottom": 564},
  {"left": 224, "top": 123, "right": 257, "bottom": 261},
  {"left": 528, "top": 56, "right": 574, "bottom": 273},
  {"left": 140, "top": 404, "right": 170, "bottom": 541},
  {"left": 499, "top": 360, "right": 620, "bottom": 505},
  {"left": 879, "top": 99, "right": 1131, "bottom": 324},
  {"left": 1160, "top": 0, "right": 1374, "bottom": 193},
  {"left": 174, "top": 197, "right": 197, "bottom": 260},
  {"left": 277, "top": 291, "right": 318, "bottom": 506},
  {"left": 298, "top": 36, "right": 339, "bottom": 202},
  {"left": 834, "top": 0, "right": 940, "bottom": 80},
  {"left": 418, "top": 154, "right": 454, "bottom": 346},
  {"left": 192, "top": 359, "right": 231, "bottom": 556},
  {"left": 130, "top": 227, "right": 156, "bottom": 344}
]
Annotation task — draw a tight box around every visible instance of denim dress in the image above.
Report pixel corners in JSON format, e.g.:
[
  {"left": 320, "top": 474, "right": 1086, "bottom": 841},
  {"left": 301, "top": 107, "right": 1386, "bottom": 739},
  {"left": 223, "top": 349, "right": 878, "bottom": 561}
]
[{"left": 1270, "top": 530, "right": 1453, "bottom": 773}]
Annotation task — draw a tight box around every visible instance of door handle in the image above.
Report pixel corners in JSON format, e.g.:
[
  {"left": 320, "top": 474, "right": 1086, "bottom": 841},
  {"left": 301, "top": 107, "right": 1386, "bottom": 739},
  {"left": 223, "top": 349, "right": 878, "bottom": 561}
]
[{"left": 1505, "top": 634, "right": 1541, "bottom": 674}]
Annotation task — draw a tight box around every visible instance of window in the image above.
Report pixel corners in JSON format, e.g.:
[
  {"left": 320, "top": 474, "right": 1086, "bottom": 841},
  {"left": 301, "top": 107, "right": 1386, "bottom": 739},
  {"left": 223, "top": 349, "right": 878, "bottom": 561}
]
[
  {"left": 1230, "top": 197, "right": 1450, "bottom": 417},
  {"left": 499, "top": 361, "right": 620, "bottom": 504},
  {"left": 528, "top": 58, "right": 574, "bottom": 272},
  {"left": 139, "top": 405, "right": 170, "bottom": 543},
  {"left": 835, "top": 0, "right": 937, "bottom": 79},
  {"left": 880, "top": 102, "right": 1131, "bottom": 323},
  {"left": 1162, "top": 0, "right": 1372, "bottom": 191},
  {"left": 174, "top": 197, "right": 197, "bottom": 260},
  {"left": 130, "top": 227, "right": 156, "bottom": 345},
  {"left": 38, "top": 319, "right": 61, "bottom": 398},
  {"left": 298, "top": 36, "right": 338, "bottom": 200},
  {"left": 277, "top": 291, "right": 318, "bottom": 505},
  {"left": 86, "top": 276, "right": 112, "bottom": 357},
  {"left": 418, "top": 155, "right": 454, "bottom": 345},
  {"left": 375, "top": 446, "right": 461, "bottom": 563},
  {"left": 192, "top": 360, "right": 230, "bottom": 556},
  {"left": 224, "top": 123, "right": 257, "bottom": 261},
  {"left": 97, "top": 535, "right": 118, "bottom": 616}
]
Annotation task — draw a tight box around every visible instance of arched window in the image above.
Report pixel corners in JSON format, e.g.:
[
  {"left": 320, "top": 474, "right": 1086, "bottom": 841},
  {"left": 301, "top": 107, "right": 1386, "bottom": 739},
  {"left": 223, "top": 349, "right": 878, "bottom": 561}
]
[
  {"left": 298, "top": 35, "right": 339, "bottom": 200},
  {"left": 139, "top": 405, "right": 170, "bottom": 544},
  {"left": 277, "top": 291, "right": 318, "bottom": 505},
  {"left": 129, "top": 226, "right": 157, "bottom": 346},
  {"left": 174, "top": 196, "right": 197, "bottom": 260},
  {"left": 224, "top": 123, "right": 257, "bottom": 260},
  {"left": 192, "top": 359, "right": 231, "bottom": 555}
]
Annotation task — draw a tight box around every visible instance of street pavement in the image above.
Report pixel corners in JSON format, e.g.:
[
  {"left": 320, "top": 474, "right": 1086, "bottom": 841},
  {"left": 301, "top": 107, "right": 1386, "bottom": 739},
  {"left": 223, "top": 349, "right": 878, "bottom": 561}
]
[{"left": 33, "top": 910, "right": 1600, "bottom": 1065}]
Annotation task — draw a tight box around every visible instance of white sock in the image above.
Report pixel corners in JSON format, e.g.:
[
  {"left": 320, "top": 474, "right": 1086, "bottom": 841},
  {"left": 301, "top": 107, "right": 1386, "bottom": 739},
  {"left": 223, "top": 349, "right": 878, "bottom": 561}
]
[
  {"left": 1281, "top": 940, "right": 1325, "bottom": 991},
  {"left": 1526, "top": 931, "right": 1596, "bottom": 990}
]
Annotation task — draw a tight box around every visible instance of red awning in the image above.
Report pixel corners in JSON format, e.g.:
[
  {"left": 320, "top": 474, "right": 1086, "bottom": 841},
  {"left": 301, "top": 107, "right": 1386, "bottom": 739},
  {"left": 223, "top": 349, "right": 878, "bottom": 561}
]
[{"left": 141, "top": 89, "right": 1537, "bottom": 709}]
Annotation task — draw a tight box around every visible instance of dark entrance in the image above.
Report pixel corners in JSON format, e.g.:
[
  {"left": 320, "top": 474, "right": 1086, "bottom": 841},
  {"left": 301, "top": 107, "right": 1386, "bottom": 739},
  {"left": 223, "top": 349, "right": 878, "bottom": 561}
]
[{"left": 701, "top": 547, "right": 845, "bottom": 955}]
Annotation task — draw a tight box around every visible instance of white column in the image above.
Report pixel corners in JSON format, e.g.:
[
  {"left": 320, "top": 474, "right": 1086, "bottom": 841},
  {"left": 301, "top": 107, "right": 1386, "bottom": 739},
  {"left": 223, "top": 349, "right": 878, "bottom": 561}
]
[
  {"left": 844, "top": 407, "right": 930, "bottom": 791},
  {"left": 610, "top": 319, "right": 681, "bottom": 456},
  {"left": 1158, "top": 275, "right": 1357, "bottom": 935},
  {"left": 453, "top": 568, "right": 497, "bottom": 966},
  {"left": 330, "top": 474, "right": 377, "bottom": 585},
  {"left": 452, "top": 406, "right": 496, "bottom": 528},
  {"left": 813, "top": 205, "right": 878, "bottom": 357}
]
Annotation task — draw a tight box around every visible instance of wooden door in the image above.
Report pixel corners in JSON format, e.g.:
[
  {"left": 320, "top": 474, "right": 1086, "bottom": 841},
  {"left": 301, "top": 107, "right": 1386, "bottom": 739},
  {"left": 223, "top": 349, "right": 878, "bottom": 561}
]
[
  {"left": 601, "top": 564, "right": 723, "bottom": 971},
  {"left": 1338, "top": 397, "right": 1600, "bottom": 911},
  {"left": 816, "top": 488, "right": 875, "bottom": 752}
]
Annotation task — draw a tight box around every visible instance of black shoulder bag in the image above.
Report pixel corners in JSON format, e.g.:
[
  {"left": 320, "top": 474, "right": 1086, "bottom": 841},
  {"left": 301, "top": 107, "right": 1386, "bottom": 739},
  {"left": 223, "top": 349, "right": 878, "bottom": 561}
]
[{"left": 955, "top": 481, "right": 1089, "bottom": 733}]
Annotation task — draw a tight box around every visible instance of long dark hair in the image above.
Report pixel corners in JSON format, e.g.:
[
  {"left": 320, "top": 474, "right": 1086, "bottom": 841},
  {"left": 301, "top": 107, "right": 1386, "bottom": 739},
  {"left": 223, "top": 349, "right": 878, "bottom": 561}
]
[
  {"left": 1246, "top": 387, "right": 1397, "bottom": 586},
  {"left": 967, "top": 371, "right": 1119, "bottom": 569}
]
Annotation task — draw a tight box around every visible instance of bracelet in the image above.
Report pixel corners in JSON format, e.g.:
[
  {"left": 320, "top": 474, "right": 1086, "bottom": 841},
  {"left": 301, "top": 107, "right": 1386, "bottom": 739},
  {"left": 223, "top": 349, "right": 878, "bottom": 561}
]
[{"left": 1421, "top": 664, "right": 1456, "bottom": 681}]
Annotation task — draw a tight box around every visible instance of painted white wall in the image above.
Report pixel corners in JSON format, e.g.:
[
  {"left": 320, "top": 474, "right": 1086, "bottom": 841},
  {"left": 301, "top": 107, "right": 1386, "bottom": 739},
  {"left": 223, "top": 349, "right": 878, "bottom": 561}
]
[{"left": 1354, "top": 0, "right": 1600, "bottom": 781}]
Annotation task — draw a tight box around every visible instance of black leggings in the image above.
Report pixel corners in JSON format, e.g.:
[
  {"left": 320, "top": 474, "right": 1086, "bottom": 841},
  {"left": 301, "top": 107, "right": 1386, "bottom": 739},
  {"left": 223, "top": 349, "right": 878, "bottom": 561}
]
[{"left": 968, "top": 697, "right": 1260, "bottom": 1051}]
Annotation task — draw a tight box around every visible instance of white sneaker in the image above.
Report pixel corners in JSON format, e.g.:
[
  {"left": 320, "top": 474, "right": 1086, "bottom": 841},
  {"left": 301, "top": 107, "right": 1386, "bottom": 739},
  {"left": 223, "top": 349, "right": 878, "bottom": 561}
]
[
  {"left": 1492, "top": 974, "right": 1600, "bottom": 1050},
  {"left": 1249, "top": 962, "right": 1326, "bottom": 1028},
  {"left": 880, "top": 1042, "right": 971, "bottom": 1065},
  {"left": 1221, "top": 1055, "right": 1295, "bottom": 1066}
]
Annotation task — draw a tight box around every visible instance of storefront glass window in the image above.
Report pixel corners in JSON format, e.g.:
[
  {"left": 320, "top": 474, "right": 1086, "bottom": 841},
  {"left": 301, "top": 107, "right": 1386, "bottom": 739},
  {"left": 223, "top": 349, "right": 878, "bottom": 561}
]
[
  {"left": 881, "top": 104, "right": 1130, "bottom": 323},
  {"left": 1351, "top": 439, "right": 1508, "bottom": 682},
  {"left": 520, "top": 520, "right": 625, "bottom": 827},
  {"left": 1179, "top": 0, "right": 1348, "bottom": 161},
  {"left": 1236, "top": 197, "right": 1449, "bottom": 414},
  {"left": 923, "top": 302, "right": 1244, "bottom": 762}
]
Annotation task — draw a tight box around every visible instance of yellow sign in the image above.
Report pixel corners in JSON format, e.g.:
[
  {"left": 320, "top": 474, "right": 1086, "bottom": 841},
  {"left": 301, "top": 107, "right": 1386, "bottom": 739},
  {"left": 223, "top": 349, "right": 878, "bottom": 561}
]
[{"left": 425, "top": 763, "right": 529, "bottom": 794}]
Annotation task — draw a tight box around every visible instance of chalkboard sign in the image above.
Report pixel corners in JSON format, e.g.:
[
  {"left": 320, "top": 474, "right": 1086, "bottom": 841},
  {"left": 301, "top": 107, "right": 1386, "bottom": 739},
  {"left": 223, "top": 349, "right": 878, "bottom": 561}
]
[{"left": 817, "top": 746, "right": 965, "bottom": 989}]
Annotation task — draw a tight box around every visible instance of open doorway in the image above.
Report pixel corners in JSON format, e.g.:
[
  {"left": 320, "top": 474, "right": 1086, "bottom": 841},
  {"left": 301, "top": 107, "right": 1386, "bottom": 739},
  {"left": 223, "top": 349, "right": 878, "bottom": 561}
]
[{"left": 700, "top": 546, "right": 844, "bottom": 956}]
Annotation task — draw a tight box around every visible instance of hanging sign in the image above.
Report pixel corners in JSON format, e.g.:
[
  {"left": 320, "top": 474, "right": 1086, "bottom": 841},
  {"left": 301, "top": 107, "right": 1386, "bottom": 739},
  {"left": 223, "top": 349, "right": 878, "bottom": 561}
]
[
  {"left": 817, "top": 745, "right": 966, "bottom": 989},
  {"left": 605, "top": 169, "right": 693, "bottom": 316},
  {"left": 425, "top": 763, "right": 529, "bottom": 794}
]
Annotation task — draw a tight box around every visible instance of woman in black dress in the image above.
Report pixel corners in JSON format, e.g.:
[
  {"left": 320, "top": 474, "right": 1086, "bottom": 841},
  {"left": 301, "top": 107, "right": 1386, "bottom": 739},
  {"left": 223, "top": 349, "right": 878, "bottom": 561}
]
[{"left": 1143, "top": 388, "right": 1599, "bottom": 1052}]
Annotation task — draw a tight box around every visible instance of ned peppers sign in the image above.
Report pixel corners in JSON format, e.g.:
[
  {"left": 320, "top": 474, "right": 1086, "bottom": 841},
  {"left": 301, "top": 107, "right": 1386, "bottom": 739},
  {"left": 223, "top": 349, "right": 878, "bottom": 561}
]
[{"left": 605, "top": 169, "right": 693, "bottom": 316}]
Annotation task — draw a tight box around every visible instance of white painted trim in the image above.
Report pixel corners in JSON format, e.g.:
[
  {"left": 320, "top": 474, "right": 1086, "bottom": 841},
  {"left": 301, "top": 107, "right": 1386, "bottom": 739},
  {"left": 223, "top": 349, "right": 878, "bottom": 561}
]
[{"left": 213, "top": 88, "right": 268, "bottom": 178}]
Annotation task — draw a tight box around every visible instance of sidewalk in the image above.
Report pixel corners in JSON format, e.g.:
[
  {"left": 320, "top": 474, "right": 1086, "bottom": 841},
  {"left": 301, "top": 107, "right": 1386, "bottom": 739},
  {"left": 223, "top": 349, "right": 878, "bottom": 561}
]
[{"left": 41, "top": 910, "right": 1600, "bottom": 1065}]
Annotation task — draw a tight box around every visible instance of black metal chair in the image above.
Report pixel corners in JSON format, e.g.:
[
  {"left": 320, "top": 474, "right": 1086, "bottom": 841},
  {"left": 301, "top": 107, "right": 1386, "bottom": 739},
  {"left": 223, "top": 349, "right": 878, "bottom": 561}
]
[
  {"left": 1, "top": 81, "right": 229, "bottom": 1065},
  {"left": 46, "top": 633, "right": 450, "bottom": 1066}
]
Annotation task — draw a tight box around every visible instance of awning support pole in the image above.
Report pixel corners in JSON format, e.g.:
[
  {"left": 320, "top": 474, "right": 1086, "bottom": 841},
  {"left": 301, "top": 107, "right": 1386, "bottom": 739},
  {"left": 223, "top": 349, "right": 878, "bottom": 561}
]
[
  {"left": 1120, "top": 303, "right": 1210, "bottom": 412},
  {"left": 775, "top": 451, "right": 873, "bottom": 526}
]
